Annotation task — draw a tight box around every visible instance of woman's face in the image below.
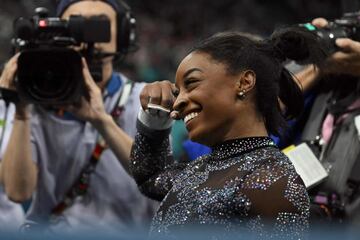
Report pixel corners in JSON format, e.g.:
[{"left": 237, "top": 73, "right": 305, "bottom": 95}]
[{"left": 174, "top": 51, "right": 243, "bottom": 146}]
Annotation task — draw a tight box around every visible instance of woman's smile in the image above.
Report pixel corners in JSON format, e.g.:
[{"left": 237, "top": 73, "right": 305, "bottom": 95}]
[{"left": 184, "top": 111, "right": 199, "bottom": 125}]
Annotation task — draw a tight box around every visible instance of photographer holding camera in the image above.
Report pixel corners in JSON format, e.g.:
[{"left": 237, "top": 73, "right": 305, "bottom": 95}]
[
  {"left": 0, "top": 0, "right": 156, "bottom": 233},
  {"left": 297, "top": 17, "right": 360, "bottom": 91},
  {"left": 286, "top": 15, "right": 360, "bottom": 228}
]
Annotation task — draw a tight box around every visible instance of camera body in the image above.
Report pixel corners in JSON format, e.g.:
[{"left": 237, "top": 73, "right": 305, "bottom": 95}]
[
  {"left": 14, "top": 8, "right": 111, "bottom": 105},
  {"left": 300, "top": 11, "right": 360, "bottom": 52}
]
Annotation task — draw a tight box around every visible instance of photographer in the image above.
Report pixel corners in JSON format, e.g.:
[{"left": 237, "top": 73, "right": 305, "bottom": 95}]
[
  {"left": 0, "top": 0, "right": 156, "bottom": 233},
  {"left": 290, "top": 16, "right": 360, "bottom": 228}
]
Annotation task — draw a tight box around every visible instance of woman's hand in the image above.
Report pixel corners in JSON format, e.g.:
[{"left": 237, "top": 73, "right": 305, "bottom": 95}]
[
  {"left": 137, "top": 81, "right": 180, "bottom": 130},
  {"left": 139, "top": 80, "right": 179, "bottom": 119}
]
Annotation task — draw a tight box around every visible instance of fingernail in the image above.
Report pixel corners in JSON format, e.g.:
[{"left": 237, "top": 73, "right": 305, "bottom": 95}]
[{"left": 170, "top": 111, "right": 179, "bottom": 119}]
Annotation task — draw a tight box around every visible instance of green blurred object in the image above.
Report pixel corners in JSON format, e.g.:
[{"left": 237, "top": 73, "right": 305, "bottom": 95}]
[
  {"left": 170, "top": 120, "right": 188, "bottom": 161},
  {"left": 140, "top": 66, "right": 161, "bottom": 83}
]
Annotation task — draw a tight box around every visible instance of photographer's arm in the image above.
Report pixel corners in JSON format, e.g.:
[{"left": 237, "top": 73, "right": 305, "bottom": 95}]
[
  {"left": 2, "top": 110, "right": 37, "bottom": 202},
  {"left": 294, "top": 65, "right": 321, "bottom": 93},
  {"left": 327, "top": 38, "right": 360, "bottom": 76},
  {"left": 0, "top": 55, "right": 37, "bottom": 203},
  {"left": 67, "top": 59, "right": 133, "bottom": 172},
  {"left": 310, "top": 18, "right": 360, "bottom": 77},
  {"left": 293, "top": 45, "right": 360, "bottom": 93},
  {"left": 93, "top": 114, "right": 133, "bottom": 172}
]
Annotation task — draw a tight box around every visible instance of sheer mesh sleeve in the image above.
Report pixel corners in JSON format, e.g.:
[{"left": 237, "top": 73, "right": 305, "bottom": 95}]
[{"left": 129, "top": 130, "right": 188, "bottom": 201}]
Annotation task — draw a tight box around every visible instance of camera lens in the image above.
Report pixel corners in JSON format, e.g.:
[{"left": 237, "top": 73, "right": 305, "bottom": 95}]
[{"left": 17, "top": 48, "right": 84, "bottom": 105}]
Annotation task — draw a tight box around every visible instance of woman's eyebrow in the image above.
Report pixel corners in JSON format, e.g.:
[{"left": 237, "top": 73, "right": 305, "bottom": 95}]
[{"left": 182, "top": 68, "right": 203, "bottom": 79}]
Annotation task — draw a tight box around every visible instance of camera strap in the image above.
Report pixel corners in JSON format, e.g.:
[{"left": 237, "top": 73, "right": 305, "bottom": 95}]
[{"left": 50, "top": 78, "right": 134, "bottom": 218}]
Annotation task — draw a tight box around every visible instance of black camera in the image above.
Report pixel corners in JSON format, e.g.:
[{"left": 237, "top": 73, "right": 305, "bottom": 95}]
[
  {"left": 13, "top": 7, "right": 111, "bottom": 105},
  {"left": 299, "top": 11, "right": 360, "bottom": 53}
]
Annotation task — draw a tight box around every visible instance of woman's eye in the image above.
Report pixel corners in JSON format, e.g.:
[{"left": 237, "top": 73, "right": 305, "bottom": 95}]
[{"left": 184, "top": 78, "right": 199, "bottom": 87}]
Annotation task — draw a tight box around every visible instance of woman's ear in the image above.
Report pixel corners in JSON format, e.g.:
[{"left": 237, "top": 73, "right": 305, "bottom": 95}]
[{"left": 236, "top": 70, "right": 256, "bottom": 98}]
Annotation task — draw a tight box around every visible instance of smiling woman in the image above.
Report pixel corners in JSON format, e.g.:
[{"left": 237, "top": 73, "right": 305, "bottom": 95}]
[
  {"left": 128, "top": 29, "right": 329, "bottom": 239},
  {"left": 173, "top": 51, "right": 266, "bottom": 146}
]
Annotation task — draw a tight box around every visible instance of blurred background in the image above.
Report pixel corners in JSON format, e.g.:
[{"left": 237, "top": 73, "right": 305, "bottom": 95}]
[
  {"left": 0, "top": 0, "right": 358, "bottom": 159},
  {"left": 0, "top": 0, "right": 357, "bottom": 83}
]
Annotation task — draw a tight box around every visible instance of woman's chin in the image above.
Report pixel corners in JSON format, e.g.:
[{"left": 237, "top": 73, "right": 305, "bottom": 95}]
[{"left": 189, "top": 133, "right": 213, "bottom": 147}]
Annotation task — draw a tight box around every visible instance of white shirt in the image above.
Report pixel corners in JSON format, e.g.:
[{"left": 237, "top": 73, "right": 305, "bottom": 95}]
[{"left": 25, "top": 74, "right": 157, "bottom": 233}]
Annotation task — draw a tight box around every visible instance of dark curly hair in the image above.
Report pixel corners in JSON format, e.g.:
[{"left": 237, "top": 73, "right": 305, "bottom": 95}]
[{"left": 191, "top": 28, "right": 328, "bottom": 136}]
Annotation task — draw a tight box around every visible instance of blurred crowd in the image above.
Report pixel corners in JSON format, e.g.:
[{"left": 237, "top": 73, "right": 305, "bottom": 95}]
[{"left": 0, "top": 0, "right": 343, "bottom": 82}]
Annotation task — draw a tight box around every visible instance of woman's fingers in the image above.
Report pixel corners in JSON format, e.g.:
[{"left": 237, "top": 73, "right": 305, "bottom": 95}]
[{"left": 139, "top": 80, "right": 176, "bottom": 112}]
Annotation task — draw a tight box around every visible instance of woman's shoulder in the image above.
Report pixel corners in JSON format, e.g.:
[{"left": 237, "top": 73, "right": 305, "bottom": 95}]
[
  {"left": 239, "top": 146, "right": 302, "bottom": 189},
  {"left": 233, "top": 147, "right": 309, "bottom": 218}
]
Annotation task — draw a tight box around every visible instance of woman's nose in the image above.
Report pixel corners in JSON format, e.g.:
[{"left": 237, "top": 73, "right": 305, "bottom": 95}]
[{"left": 173, "top": 93, "right": 188, "bottom": 112}]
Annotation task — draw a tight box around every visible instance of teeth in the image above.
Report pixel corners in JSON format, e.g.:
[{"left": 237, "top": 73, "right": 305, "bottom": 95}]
[{"left": 184, "top": 112, "right": 199, "bottom": 124}]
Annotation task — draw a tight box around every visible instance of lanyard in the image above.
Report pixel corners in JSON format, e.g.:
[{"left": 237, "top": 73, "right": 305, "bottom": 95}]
[
  {"left": 51, "top": 137, "right": 106, "bottom": 215},
  {"left": 51, "top": 80, "right": 133, "bottom": 216}
]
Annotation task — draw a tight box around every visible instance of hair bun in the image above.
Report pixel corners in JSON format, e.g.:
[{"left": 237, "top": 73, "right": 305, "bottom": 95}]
[
  {"left": 271, "top": 28, "right": 310, "bottom": 62},
  {"left": 270, "top": 27, "right": 329, "bottom": 65},
  {"left": 272, "top": 43, "right": 287, "bottom": 62}
]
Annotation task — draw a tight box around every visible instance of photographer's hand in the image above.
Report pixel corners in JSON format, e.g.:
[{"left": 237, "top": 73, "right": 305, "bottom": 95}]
[
  {"left": 328, "top": 38, "right": 360, "bottom": 76},
  {"left": 0, "top": 53, "right": 30, "bottom": 119},
  {"left": 67, "top": 58, "right": 133, "bottom": 172},
  {"left": 312, "top": 18, "right": 360, "bottom": 76},
  {"left": 0, "top": 54, "right": 19, "bottom": 91},
  {"left": 66, "top": 58, "right": 107, "bottom": 124}
]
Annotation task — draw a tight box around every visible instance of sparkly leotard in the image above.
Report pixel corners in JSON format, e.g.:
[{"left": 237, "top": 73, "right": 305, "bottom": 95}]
[{"left": 130, "top": 125, "right": 309, "bottom": 239}]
